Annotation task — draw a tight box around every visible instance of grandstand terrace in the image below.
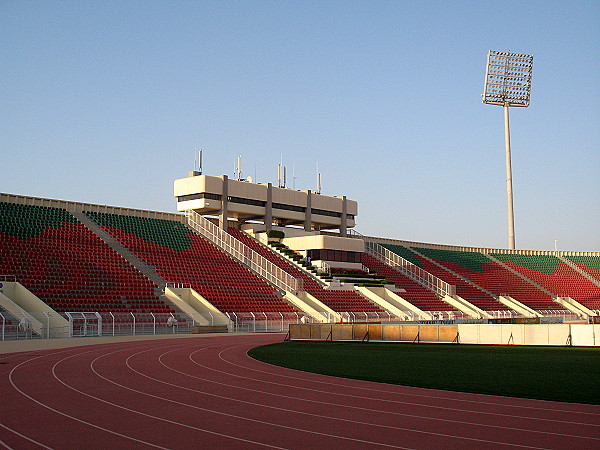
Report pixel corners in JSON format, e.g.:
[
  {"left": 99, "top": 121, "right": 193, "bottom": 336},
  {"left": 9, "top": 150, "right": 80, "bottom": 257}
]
[{"left": 1, "top": 186, "right": 599, "bottom": 340}]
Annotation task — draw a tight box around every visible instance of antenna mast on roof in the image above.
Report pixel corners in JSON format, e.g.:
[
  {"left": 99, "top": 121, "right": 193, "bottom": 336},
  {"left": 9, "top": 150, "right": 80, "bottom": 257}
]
[
  {"left": 234, "top": 155, "right": 243, "bottom": 180},
  {"left": 277, "top": 163, "right": 282, "bottom": 188},
  {"left": 316, "top": 162, "right": 322, "bottom": 194},
  {"left": 198, "top": 149, "right": 203, "bottom": 174},
  {"left": 277, "top": 155, "right": 287, "bottom": 188}
]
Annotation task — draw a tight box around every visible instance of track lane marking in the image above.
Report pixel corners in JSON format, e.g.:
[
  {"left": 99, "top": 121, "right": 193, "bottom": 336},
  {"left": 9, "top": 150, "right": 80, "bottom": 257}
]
[
  {"left": 236, "top": 335, "right": 600, "bottom": 416},
  {"left": 204, "top": 342, "right": 600, "bottom": 429}
]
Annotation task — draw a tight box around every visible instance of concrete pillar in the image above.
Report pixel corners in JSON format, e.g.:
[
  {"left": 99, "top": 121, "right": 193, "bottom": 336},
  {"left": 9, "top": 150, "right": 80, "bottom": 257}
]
[
  {"left": 340, "top": 195, "right": 347, "bottom": 237},
  {"left": 304, "top": 190, "right": 312, "bottom": 232},
  {"left": 219, "top": 175, "right": 228, "bottom": 231},
  {"left": 265, "top": 183, "right": 273, "bottom": 229}
]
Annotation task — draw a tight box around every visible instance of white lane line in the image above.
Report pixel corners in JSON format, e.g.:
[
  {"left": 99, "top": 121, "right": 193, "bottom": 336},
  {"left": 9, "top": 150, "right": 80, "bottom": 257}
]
[
  {"left": 239, "top": 337, "right": 600, "bottom": 417},
  {"left": 0, "top": 421, "right": 51, "bottom": 450},
  {"left": 124, "top": 343, "right": 551, "bottom": 449},
  {"left": 5, "top": 346, "right": 166, "bottom": 449},
  {"left": 49, "top": 343, "right": 289, "bottom": 449},
  {"left": 85, "top": 344, "right": 412, "bottom": 449},
  {"left": 145, "top": 344, "right": 599, "bottom": 442},
  {"left": 200, "top": 345, "right": 600, "bottom": 427}
]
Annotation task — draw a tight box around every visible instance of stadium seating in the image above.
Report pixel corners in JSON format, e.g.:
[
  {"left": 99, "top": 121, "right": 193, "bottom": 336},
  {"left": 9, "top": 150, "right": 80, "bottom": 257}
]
[
  {"left": 0, "top": 202, "right": 168, "bottom": 315},
  {"left": 405, "top": 246, "right": 563, "bottom": 312},
  {"left": 381, "top": 245, "right": 509, "bottom": 312},
  {"left": 229, "top": 229, "right": 384, "bottom": 313},
  {"left": 491, "top": 253, "right": 600, "bottom": 310},
  {"left": 566, "top": 255, "right": 600, "bottom": 278},
  {"left": 361, "top": 253, "right": 455, "bottom": 312},
  {"left": 2, "top": 198, "right": 598, "bottom": 320},
  {"left": 84, "top": 212, "right": 294, "bottom": 314}
]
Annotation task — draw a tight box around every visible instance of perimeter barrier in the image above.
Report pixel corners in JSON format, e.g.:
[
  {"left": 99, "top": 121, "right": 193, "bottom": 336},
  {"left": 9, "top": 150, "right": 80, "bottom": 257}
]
[{"left": 288, "top": 323, "right": 600, "bottom": 346}]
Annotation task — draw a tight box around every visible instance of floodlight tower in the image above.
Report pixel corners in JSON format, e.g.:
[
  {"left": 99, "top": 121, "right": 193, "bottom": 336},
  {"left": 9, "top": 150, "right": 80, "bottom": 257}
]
[{"left": 483, "top": 50, "right": 534, "bottom": 250}]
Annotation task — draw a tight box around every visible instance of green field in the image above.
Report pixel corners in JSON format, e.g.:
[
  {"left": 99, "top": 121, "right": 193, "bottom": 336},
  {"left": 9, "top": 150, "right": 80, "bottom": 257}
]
[{"left": 248, "top": 342, "right": 600, "bottom": 405}]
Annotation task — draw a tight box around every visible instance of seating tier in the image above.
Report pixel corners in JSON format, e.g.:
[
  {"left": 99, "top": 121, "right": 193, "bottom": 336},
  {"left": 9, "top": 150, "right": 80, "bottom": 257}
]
[
  {"left": 229, "top": 229, "right": 384, "bottom": 313},
  {"left": 0, "top": 202, "right": 168, "bottom": 314},
  {"left": 382, "top": 245, "right": 508, "bottom": 311},
  {"left": 85, "top": 213, "right": 294, "bottom": 314},
  {"left": 491, "top": 253, "right": 600, "bottom": 310},
  {"left": 361, "top": 253, "right": 455, "bottom": 312},
  {"left": 411, "top": 247, "right": 562, "bottom": 312}
]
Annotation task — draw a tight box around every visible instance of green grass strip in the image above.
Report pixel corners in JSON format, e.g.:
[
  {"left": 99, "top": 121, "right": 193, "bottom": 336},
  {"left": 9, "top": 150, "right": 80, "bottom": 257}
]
[{"left": 248, "top": 341, "right": 600, "bottom": 405}]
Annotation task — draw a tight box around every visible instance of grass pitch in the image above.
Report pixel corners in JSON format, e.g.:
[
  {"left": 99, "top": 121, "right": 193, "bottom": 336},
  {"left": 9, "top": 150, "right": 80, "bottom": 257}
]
[{"left": 248, "top": 341, "right": 600, "bottom": 405}]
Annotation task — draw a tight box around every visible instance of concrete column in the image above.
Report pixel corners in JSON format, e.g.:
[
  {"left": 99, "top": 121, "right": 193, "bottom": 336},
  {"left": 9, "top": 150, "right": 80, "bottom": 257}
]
[
  {"left": 304, "top": 190, "right": 312, "bottom": 232},
  {"left": 340, "top": 195, "right": 347, "bottom": 237},
  {"left": 265, "top": 183, "right": 273, "bottom": 229},
  {"left": 219, "top": 175, "right": 228, "bottom": 231}
]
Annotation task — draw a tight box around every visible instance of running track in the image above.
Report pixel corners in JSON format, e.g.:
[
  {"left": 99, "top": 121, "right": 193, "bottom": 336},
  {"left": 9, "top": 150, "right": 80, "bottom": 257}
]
[{"left": 1, "top": 333, "right": 599, "bottom": 449}]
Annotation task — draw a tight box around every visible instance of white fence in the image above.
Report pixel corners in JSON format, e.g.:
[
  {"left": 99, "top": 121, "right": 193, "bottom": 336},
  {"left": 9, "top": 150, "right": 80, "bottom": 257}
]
[
  {"left": 186, "top": 210, "right": 302, "bottom": 293},
  {"left": 2, "top": 309, "right": 593, "bottom": 341},
  {"left": 0, "top": 311, "right": 197, "bottom": 341}
]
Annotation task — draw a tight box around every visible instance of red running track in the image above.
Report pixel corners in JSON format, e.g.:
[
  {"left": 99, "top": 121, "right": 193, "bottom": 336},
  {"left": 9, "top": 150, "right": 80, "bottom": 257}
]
[{"left": 1, "top": 333, "right": 599, "bottom": 449}]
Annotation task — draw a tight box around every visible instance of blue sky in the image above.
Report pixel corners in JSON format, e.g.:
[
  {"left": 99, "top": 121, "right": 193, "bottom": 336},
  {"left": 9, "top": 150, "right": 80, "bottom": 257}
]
[{"left": 1, "top": 1, "right": 598, "bottom": 250}]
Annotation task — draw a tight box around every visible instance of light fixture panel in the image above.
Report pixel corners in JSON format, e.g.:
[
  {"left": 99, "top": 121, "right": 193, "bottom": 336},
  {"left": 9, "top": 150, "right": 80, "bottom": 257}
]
[{"left": 483, "top": 50, "right": 534, "bottom": 107}]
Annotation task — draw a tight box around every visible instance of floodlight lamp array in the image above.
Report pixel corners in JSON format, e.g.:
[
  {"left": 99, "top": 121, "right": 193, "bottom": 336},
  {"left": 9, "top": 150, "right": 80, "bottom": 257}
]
[{"left": 482, "top": 50, "right": 534, "bottom": 107}]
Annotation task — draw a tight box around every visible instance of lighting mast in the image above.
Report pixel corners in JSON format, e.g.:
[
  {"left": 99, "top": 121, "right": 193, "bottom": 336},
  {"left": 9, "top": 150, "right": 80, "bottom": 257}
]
[{"left": 482, "top": 50, "right": 534, "bottom": 249}]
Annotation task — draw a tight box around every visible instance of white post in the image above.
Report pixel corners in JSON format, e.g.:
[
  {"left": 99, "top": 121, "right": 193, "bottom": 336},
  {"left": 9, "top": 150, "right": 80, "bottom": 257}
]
[
  {"left": 131, "top": 312, "right": 136, "bottom": 336},
  {"left": 150, "top": 312, "right": 155, "bottom": 335},
  {"left": 279, "top": 312, "right": 284, "bottom": 331},
  {"left": 504, "top": 104, "right": 516, "bottom": 250},
  {"left": 250, "top": 312, "right": 256, "bottom": 332},
  {"left": 110, "top": 312, "right": 115, "bottom": 336},
  {"left": 44, "top": 312, "right": 50, "bottom": 339},
  {"left": 66, "top": 312, "right": 73, "bottom": 337},
  {"left": 95, "top": 312, "right": 102, "bottom": 336}
]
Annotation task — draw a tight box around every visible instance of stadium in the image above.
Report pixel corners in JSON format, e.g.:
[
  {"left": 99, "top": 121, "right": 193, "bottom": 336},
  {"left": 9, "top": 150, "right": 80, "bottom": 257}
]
[
  {"left": 1, "top": 170, "right": 599, "bottom": 448},
  {"left": 1, "top": 170, "right": 599, "bottom": 341},
  {"left": 2, "top": 2, "right": 599, "bottom": 448}
]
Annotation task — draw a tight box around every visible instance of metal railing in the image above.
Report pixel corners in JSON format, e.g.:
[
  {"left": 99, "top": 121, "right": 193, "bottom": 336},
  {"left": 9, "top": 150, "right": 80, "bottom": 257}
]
[
  {"left": 0, "top": 311, "right": 199, "bottom": 341},
  {"left": 365, "top": 241, "right": 456, "bottom": 297},
  {"left": 0, "top": 274, "right": 17, "bottom": 282},
  {"left": 186, "top": 210, "right": 302, "bottom": 293}
]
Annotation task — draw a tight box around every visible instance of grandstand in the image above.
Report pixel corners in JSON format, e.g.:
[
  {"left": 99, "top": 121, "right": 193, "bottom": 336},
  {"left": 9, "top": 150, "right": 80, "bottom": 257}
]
[{"left": 1, "top": 172, "right": 599, "bottom": 339}]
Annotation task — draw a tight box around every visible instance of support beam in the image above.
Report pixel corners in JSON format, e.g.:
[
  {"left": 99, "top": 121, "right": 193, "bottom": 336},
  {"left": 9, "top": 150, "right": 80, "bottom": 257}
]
[
  {"left": 304, "top": 190, "right": 312, "bottom": 232},
  {"left": 219, "top": 175, "right": 228, "bottom": 231}
]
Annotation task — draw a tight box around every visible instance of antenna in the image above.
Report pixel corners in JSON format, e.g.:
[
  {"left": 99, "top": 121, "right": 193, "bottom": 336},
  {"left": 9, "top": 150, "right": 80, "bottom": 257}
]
[
  {"left": 235, "top": 155, "right": 242, "bottom": 180},
  {"left": 198, "top": 149, "right": 203, "bottom": 174},
  {"left": 277, "top": 164, "right": 282, "bottom": 188},
  {"left": 316, "top": 162, "right": 322, "bottom": 194},
  {"left": 283, "top": 166, "right": 287, "bottom": 188}
]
